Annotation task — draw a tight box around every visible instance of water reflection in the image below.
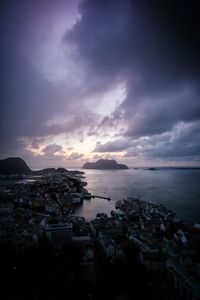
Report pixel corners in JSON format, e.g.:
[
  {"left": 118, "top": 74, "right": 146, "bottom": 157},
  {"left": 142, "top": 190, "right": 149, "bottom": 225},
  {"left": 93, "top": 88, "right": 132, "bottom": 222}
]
[{"left": 75, "top": 169, "right": 200, "bottom": 222}]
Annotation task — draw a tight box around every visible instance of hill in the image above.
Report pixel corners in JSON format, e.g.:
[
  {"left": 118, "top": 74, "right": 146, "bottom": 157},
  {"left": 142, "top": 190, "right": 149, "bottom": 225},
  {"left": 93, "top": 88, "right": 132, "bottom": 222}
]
[
  {"left": 82, "top": 159, "right": 128, "bottom": 170},
  {"left": 34, "top": 167, "right": 70, "bottom": 175},
  {"left": 0, "top": 157, "right": 32, "bottom": 175}
]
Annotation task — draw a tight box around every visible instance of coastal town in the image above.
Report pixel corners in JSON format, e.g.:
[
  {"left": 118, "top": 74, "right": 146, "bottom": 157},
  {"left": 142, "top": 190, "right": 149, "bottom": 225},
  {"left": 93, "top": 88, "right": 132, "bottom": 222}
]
[
  {"left": 0, "top": 170, "right": 200, "bottom": 300},
  {"left": 1, "top": 0, "right": 200, "bottom": 299}
]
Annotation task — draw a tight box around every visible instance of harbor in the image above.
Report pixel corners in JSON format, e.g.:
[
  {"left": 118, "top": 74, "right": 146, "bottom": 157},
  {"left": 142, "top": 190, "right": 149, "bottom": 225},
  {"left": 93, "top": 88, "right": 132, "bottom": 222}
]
[{"left": 0, "top": 170, "right": 200, "bottom": 299}]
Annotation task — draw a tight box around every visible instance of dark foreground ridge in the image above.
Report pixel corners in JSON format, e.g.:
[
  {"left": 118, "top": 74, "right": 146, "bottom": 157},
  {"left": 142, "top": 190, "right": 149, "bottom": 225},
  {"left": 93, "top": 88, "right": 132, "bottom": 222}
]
[{"left": 83, "top": 159, "right": 128, "bottom": 170}]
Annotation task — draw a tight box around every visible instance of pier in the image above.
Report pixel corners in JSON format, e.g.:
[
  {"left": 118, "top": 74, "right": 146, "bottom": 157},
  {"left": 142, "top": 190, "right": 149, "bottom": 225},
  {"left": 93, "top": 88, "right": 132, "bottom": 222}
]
[{"left": 91, "top": 195, "right": 111, "bottom": 201}]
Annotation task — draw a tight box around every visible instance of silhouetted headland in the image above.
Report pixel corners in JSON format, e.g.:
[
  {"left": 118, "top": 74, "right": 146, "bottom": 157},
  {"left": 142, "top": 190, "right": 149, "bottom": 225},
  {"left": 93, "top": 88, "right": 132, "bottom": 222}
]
[
  {"left": 0, "top": 157, "right": 84, "bottom": 176},
  {"left": 0, "top": 157, "right": 32, "bottom": 175}
]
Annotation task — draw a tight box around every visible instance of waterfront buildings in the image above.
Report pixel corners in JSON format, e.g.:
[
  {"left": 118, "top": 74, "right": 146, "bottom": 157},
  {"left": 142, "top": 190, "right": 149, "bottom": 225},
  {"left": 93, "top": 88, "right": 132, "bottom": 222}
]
[{"left": 0, "top": 173, "right": 200, "bottom": 299}]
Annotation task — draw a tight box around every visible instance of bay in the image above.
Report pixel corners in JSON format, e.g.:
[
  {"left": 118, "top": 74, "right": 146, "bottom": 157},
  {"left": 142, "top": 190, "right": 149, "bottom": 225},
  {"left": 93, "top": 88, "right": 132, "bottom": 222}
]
[{"left": 75, "top": 168, "right": 200, "bottom": 223}]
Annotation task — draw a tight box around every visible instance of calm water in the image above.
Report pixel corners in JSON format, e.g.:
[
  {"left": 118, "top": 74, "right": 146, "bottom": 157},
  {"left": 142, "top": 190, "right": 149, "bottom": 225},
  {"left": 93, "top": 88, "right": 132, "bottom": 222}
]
[
  {"left": 75, "top": 168, "right": 200, "bottom": 223},
  {"left": 1, "top": 169, "right": 199, "bottom": 223}
]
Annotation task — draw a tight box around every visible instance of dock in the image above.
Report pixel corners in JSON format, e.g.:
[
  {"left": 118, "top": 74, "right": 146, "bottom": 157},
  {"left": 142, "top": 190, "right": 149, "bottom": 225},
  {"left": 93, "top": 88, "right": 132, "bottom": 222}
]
[{"left": 91, "top": 195, "right": 111, "bottom": 201}]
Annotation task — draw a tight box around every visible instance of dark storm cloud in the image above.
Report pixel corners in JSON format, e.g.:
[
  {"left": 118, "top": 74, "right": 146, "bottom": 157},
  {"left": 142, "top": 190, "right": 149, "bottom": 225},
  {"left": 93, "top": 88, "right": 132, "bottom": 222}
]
[
  {"left": 64, "top": 0, "right": 200, "bottom": 162},
  {"left": 93, "top": 139, "right": 132, "bottom": 152},
  {"left": 0, "top": 1, "right": 57, "bottom": 151},
  {"left": 67, "top": 152, "right": 84, "bottom": 160},
  {"left": 124, "top": 84, "right": 200, "bottom": 137},
  {"left": 30, "top": 139, "right": 45, "bottom": 150},
  {"left": 94, "top": 121, "right": 200, "bottom": 162},
  {"left": 66, "top": 0, "right": 200, "bottom": 82},
  {"left": 66, "top": 0, "right": 200, "bottom": 136},
  {"left": 0, "top": 0, "right": 88, "bottom": 157},
  {"left": 146, "top": 143, "right": 200, "bottom": 159},
  {"left": 42, "top": 144, "right": 63, "bottom": 155},
  {"left": 1, "top": 0, "right": 200, "bottom": 164},
  {"left": 170, "top": 121, "right": 200, "bottom": 144}
]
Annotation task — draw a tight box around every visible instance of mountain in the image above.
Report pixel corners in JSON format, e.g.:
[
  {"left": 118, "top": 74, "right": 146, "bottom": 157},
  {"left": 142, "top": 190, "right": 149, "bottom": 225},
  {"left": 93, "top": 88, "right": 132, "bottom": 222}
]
[
  {"left": 0, "top": 157, "right": 32, "bottom": 175},
  {"left": 82, "top": 159, "right": 128, "bottom": 170}
]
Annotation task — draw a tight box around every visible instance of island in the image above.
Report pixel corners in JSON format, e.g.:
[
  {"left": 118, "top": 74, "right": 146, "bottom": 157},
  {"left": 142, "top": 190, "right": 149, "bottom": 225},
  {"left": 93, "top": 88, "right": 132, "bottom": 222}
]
[{"left": 82, "top": 159, "right": 129, "bottom": 170}]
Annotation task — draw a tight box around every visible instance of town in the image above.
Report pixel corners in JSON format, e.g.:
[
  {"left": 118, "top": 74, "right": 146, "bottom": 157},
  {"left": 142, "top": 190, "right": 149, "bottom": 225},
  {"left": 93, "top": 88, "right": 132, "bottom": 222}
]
[{"left": 0, "top": 171, "right": 200, "bottom": 300}]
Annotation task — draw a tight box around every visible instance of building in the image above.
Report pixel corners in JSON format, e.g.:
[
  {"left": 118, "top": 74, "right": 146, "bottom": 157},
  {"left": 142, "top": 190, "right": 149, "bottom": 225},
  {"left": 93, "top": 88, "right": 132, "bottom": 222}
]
[
  {"left": 45, "top": 203, "right": 59, "bottom": 214},
  {"left": 71, "top": 192, "right": 83, "bottom": 204},
  {"left": 45, "top": 223, "right": 73, "bottom": 248}
]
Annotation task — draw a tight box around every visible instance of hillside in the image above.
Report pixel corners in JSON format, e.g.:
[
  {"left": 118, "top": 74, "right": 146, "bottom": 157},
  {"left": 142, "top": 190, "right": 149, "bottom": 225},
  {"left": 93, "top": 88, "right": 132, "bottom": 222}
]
[{"left": 0, "top": 157, "right": 32, "bottom": 175}]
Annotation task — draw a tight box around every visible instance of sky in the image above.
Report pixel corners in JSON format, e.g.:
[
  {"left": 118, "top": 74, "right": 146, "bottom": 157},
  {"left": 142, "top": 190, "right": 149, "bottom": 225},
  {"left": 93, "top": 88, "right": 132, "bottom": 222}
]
[{"left": 0, "top": 0, "right": 200, "bottom": 169}]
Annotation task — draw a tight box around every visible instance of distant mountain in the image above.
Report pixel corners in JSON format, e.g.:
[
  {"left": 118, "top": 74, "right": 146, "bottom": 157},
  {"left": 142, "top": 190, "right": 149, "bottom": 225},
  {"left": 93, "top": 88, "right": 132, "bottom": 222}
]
[
  {"left": 82, "top": 159, "right": 128, "bottom": 170},
  {"left": 0, "top": 157, "right": 32, "bottom": 175}
]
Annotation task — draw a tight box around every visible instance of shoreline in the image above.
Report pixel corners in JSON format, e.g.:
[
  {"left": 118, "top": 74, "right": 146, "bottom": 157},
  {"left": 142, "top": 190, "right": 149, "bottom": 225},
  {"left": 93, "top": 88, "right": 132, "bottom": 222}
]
[{"left": 0, "top": 171, "right": 200, "bottom": 299}]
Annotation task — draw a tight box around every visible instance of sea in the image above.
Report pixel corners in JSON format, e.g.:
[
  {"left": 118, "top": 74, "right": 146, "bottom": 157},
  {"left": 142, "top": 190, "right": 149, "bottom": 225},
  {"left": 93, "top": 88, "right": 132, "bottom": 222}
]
[
  {"left": 1, "top": 168, "right": 200, "bottom": 224},
  {"left": 75, "top": 168, "right": 200, "bottom": 223}
]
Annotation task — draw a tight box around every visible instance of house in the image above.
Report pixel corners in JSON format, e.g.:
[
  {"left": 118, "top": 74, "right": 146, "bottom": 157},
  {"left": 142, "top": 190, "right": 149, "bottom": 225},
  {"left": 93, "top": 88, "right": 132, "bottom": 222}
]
[{"left": 71, "top": 192, "right": 83, "bottom": 204}]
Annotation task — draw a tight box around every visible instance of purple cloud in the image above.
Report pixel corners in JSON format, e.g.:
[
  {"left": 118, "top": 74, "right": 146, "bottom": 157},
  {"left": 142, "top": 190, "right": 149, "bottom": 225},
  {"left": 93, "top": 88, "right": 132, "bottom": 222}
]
[{"left": 1, "top": 0, "right": 200, "bottom": 166}]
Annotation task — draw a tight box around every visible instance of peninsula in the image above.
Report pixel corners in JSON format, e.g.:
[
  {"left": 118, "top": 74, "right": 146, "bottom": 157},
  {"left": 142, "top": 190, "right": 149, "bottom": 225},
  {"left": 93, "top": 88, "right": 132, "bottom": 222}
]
[
  {"left": 82, "top": 159, "right": 128, "bottom": 170},
  {"left": 0, "top": 157, "right": 84, "bottom": 176}
]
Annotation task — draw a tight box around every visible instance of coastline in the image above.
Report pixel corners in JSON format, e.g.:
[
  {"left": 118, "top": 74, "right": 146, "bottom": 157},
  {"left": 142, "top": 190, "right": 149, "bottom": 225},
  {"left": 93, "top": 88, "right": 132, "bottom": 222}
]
[{"left": 1, "top": 171, "right": 200, "bottom": 299}]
